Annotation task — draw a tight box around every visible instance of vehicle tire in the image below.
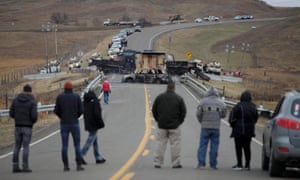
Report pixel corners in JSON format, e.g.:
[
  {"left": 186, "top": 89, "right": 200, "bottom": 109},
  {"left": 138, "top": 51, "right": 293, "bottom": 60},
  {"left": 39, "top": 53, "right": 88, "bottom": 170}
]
[
  {"left": 125, "top": 78, "right": 134, "bottom": 83},
  {"left": 261, "top": 145, "right": 269, "bottom": 171},
  {"left": 268, "top": 147, "right": 284, "bottom": 177}
]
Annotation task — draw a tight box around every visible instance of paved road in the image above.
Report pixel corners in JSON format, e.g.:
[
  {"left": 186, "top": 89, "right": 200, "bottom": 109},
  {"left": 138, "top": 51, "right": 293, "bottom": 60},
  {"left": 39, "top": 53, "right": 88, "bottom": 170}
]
[
  {"left": 1, "top": 18, "right": 299, "bottom": 179},
  {"left": 1, "top": 75, "right": 299, "bottom": 179}
]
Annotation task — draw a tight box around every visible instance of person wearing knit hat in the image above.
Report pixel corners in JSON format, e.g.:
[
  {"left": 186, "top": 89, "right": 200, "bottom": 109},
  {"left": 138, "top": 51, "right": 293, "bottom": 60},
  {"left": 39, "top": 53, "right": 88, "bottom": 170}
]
[
  {"left": 23, "top": 84, "right": 32, "bottom": 93},
  {"left": 54, "top": 81, "right": 84, "bottom": 171},
  {"left": 10, "top": 84, "right": 37, "bottom": 173},
  {"left": 64, "top": 82, "right": 73, "bottom": 90}
]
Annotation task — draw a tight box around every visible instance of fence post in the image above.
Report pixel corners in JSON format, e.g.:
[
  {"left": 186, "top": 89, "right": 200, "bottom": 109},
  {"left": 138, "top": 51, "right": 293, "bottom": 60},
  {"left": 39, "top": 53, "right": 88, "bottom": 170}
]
[{"left": 5, "top": 92, "right": 8, "bottom": 109}]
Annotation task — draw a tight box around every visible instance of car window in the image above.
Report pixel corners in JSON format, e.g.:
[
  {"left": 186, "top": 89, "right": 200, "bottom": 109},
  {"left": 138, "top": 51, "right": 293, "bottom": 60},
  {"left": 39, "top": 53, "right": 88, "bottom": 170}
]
[
  {"left": 271, "top": 96, "right": 285, "bottom": 118},
  {"left": 291, "top": 99, "right": 300, "bottom": 118}
]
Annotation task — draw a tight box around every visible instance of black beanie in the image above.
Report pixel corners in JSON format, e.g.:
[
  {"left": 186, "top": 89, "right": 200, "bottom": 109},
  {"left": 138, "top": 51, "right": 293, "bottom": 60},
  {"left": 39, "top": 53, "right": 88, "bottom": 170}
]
[{"left": 23, "top": 84, "right": 32, "bottom": 92}]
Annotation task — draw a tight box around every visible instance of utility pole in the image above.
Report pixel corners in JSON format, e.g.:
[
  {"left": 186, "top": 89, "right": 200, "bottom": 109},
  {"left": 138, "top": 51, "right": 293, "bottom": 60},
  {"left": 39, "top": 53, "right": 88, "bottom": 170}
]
[
  {"left": 41, "top": 22, "right": 51, "bottom": 73},
  {"left": 53, "top": 24, "right": 58, "bottom": 61}
]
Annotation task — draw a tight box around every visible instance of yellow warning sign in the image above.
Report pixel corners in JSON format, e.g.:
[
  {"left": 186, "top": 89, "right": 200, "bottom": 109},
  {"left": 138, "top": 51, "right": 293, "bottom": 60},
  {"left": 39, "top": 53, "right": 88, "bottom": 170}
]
[{"left": 186, "top": 52, "right": 192, "bottom": 59}]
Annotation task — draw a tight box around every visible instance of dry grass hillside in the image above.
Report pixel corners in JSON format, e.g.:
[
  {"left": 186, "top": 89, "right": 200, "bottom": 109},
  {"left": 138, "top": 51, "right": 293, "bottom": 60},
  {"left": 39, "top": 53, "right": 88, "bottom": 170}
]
[
  {"left": 0, "top": 0, "right": 277, "bottom": 30},
  {"left": 0, "top": 0, "right": 299, "bottom": 100},
  {"left": 212, "top": 15, "right": 300, "bottom": 99},
  {"left": 0, "top": 0, "right": 295, "bottom": 73}
]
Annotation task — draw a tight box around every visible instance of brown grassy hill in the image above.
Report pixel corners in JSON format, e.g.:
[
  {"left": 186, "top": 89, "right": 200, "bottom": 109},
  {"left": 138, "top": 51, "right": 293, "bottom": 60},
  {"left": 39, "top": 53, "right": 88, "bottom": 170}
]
[
  {"left": 213, "top": 16, "right": 300, "bottom": 69},
  {"left": 0, "top": 0, "right": 284, "bottom": 72},
  {"left": 210, "top": 15, "right": 300, "bottom": 100},
  {"left": 0, "top": 0, "right": 291, "bottom": 58},
  {"left": 0, "top": 0, "right": 280, "bottom": 31},
  {"left": 0, "top": 0, "right": 299, "bottom": 80}
]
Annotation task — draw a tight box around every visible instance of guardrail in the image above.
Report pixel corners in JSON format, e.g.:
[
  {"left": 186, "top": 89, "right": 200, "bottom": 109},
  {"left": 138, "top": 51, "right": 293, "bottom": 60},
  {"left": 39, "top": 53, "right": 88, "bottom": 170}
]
[
  {"left": 0, "top": 72, "right": 105, "bottom": 118},
  {"left": 183, "top": 75, "right": 273, "bottom": 117}
]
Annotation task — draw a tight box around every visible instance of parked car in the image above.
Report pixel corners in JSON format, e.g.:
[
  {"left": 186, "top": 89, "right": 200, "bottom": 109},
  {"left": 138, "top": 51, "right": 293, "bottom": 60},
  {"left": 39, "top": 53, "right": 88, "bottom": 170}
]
[
  {"left": 261, "top": 90, "right": 300, "bottom": 177},
  {"left": 234, "top": 15, "right": 254, "bottom": 20},
  {"left": 134, "top": 25, "right": 142, "bottom": 32},
  {"left": 194, "top": 18, "right": 202, "bottom": 23},
  {"left": 203, "top": 16, "right": 219, "bottom": 21},
  {"left": 122, "top": 68, "right": 169, "bottom": 84}
]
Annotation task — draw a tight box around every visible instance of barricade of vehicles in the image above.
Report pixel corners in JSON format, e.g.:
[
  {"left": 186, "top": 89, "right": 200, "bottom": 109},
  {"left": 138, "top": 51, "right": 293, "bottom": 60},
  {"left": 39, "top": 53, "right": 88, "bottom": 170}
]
[
  {"left": 89, "top": 47, "right": 225, "bottom": 84},
  {"left": 40, "top": 60, "right": 61, "bottom": 74},
  {"left": 122, "top": 68, "right": 169, "bottom": 84}
]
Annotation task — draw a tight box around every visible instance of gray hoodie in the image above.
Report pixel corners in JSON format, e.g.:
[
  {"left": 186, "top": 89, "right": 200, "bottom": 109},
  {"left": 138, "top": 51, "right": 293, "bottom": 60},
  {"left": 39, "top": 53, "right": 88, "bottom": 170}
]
[{"left": 196, "top": 87, "right": 227, "bottom": 129}]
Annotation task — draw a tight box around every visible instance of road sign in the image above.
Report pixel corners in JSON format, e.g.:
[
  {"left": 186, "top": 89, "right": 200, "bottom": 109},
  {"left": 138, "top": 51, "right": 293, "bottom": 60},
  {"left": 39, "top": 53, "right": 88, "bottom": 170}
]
[
  {"left": 77, "top": 50, "right": 84, "bottom": 57},
  {"left": 186, "top": 52, "right": 192, "bottom": 59}
]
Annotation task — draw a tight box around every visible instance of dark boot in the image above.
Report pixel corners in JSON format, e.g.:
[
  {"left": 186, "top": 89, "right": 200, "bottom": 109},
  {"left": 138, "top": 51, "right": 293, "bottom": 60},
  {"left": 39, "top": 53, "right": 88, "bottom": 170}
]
[
  {"left": 64, "top": 165, "right": 70, "bottom": 172},
  {"left": 22, "top": 163, "right": 32, "bottom": 173},
  {"left": 76, "top": 159, "right": 84, "bottom": 171},
  {"left": 12, "top": 163, "right": 22, "bottom": 173},
  {"left": 80, "top": 157, "right": 87, "bottom": 165},
  {"left": 76, "top": 157, "right": 84, "bottom": 171},
  {"left": 62, "top": 157, "right": 70, "bottom": 171},
  {"left": 63, "top": 162, "right": 70, "bottom": 172},
  {"left": 76, "top": 164, "right": 84, "bottom": 171}
]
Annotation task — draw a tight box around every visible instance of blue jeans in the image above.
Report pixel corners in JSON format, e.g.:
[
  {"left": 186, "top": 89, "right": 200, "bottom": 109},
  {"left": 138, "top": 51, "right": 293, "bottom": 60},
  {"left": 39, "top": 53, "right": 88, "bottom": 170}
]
[
  {"left": 103, "top": 91, "right": 109, "bottom": 104},
  {"left": 60, "top": 124, "right": 82, "bottom": 165},
  {"left": 81, "top": 130, "right": 103, "bottom": 160},
  {"left": 13, "top": 127, "right": 32, "bottom": 168},
  {"left": 197, "top": 128, "right": 220, "bottom": 168}
]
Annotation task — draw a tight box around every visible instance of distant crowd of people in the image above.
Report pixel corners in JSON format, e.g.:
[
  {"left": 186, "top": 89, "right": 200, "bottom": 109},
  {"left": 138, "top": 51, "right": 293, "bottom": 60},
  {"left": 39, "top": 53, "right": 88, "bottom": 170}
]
[{"left": 9, "top": 78, "right": 258, "bottom": 173}]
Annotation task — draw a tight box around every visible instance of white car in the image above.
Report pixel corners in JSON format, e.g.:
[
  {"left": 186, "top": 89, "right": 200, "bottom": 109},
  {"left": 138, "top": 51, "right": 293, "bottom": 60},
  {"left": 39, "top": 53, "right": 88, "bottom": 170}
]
[
  {"left": 194, "top": 18, "right": 202, "bottom": 23},
  {"left": 234, "top": 15, "right": 254, "bottom": 20},
  {"left": 204, "top": 16, "right": 219, "bottom": 21},
  {"left": 103, "top": 19, "right": 112, "bottom": 25}
]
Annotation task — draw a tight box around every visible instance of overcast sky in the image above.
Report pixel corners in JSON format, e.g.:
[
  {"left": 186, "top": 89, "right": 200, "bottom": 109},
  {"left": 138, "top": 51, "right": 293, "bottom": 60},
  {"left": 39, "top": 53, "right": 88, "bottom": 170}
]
[{"left": 262, "top": 0, "right": 300, "bottom": 7}]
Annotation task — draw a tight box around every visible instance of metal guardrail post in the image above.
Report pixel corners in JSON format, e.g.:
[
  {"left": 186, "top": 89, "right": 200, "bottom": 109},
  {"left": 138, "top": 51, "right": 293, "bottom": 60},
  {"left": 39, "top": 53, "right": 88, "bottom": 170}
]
[{"left": 183, "top": 75, "right": 273, "bottom": 116}]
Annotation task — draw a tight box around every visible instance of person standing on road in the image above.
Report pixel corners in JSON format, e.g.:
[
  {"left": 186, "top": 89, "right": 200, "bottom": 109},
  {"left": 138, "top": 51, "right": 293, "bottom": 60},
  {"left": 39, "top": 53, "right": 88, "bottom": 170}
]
[
  {"left": 229, "top": 90, "right": 258, "bottom": 171},
  {"left": 196, "top": 86, "right": 227, "bottom": 170},
  {"left": 9, "top": 84, "right": 38, "bottom": 173},
  {"left": 102, "top": 77, "right": 111, "bottom": 104},
  {"left": 152, "top": 81, "right": 186, "bottom": 169},
  {"left": 81, "top": 90, "right": 106, "bottom": 164},
  {"left": 54, "top": 81, "right": 84, "bottom": 171}
]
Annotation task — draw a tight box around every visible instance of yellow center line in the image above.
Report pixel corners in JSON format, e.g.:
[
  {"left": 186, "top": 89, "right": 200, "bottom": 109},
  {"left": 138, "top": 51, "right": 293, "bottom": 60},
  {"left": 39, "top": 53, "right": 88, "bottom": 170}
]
[{"left": 109, "top": 85, "right": 152, "bottom": 180}]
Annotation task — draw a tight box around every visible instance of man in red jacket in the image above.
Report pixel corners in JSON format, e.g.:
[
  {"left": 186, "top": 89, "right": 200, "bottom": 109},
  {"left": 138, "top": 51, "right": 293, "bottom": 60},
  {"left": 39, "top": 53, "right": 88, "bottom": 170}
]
[{"left": 102, "top": 77, "right": 111, "bottom": 104}]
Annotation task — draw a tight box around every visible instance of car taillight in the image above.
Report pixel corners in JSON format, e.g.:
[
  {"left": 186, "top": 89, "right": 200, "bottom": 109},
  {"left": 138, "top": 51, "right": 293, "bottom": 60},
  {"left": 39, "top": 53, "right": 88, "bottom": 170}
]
[
  {"left": 276, "top": 118, "right": 300, "bottom": 130},
  {"left": 278, "top": 147, "right": 289, "bottom": 153}
]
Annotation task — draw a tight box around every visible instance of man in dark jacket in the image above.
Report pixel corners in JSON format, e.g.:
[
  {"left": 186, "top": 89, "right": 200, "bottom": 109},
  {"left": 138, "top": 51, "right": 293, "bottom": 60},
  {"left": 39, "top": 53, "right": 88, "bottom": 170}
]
[
  {"left": 81, "top": 91, "right": 106, "bottom": 164},
  {"left": 152, "top": 81, "right": 186, "bottom": 168},
  {"left": 9, "top": 84, "right": 37, "bottom": 173},
  {"left": 54, "top": 81, "right": 84, "bottom": 171},
  {"left": 229, "top": 90, "right": 258, "bottom": 170}
]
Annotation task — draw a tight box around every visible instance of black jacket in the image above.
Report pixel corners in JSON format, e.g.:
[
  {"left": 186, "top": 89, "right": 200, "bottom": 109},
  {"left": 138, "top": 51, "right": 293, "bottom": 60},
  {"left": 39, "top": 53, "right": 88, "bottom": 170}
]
[
  {"left": 54, "top": 89, "right": 83, "bottom": 125},
  {"left": 229, "top": 91, "right": 258, "bottom": 138},
  {"left": 9, "top": 93, "right": 38, "bottom": 128},
  {"left": 83, "top": 91, "right": 104, "bottom": 131},
  {"left": 152, "top": 90, "right": 186, "bottom": 129}
]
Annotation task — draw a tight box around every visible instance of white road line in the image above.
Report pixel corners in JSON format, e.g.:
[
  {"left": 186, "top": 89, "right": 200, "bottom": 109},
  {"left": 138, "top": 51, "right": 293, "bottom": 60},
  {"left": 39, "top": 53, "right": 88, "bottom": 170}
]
[{"left": 0, "top": 130, "right": 60, "bottom": 159}]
